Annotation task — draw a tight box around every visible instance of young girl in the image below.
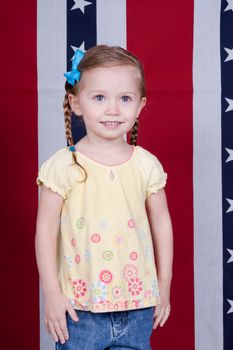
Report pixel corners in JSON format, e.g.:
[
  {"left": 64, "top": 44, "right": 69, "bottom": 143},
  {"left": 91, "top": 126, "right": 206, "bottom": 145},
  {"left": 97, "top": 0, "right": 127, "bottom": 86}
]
[{"left": 35, "top": 45, "right": 173, "bottom": 350}]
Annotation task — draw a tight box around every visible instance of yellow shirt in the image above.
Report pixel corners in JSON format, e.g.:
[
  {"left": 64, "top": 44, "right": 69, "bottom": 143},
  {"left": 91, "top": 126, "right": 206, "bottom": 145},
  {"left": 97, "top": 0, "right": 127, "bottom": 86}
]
[{"left": 37, "top": 145, "right": 167, "bottom": 313}]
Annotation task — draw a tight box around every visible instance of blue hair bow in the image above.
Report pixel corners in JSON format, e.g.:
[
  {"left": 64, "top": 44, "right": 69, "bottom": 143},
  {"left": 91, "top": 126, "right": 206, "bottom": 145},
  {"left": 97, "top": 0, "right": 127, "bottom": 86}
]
[{"left": 64, "top": 49, "right": 85, "bottom": 86}]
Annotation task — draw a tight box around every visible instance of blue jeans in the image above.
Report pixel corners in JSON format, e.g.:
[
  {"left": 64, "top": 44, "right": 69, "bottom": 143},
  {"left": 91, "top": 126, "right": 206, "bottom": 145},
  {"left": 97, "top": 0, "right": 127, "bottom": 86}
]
[{"left": 56, "top": 307, "right": 155, "bottom": 350}]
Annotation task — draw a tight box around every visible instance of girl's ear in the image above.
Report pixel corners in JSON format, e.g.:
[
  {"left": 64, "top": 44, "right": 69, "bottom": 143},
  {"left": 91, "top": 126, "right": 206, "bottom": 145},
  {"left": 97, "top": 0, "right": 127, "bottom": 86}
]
[
  {"left": 68, "top": 94, "right": 82, "bottom": 116},
  {"left": 136, "top": 97, "right": 147, "bottom": 117}
]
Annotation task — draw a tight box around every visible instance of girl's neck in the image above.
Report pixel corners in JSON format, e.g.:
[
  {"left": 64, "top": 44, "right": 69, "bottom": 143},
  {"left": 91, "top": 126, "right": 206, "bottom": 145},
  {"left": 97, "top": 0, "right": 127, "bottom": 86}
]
[
  {"left": 77, "top": 136, "right": 128, "bottom": 151},
  {"left": 74, "top": 136, "right": 134, "bottom": 162}
]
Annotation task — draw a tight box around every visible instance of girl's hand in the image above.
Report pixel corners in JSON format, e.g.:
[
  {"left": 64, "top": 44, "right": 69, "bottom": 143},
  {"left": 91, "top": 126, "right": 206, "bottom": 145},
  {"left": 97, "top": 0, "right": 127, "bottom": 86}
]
[
  {"left": 153, "top": 280, "right": 171, "bottom": 329},
  {"left": 44, "top": 291, "right": 79, "bottom": 344}
]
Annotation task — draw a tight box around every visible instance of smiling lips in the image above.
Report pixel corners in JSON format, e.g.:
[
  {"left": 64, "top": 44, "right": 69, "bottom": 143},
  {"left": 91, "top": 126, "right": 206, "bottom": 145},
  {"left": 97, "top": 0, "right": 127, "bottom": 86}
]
[{"left": 100, "top": 121, "right": 123, "bottom": 128}]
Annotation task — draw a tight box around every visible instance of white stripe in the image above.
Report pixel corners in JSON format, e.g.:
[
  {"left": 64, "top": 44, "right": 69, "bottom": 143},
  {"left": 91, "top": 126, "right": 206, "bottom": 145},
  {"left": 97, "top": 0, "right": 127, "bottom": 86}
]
[
  {"left": 193, "top": 1, "right": 223, "bottom": 349},
  {"left": 96, "top": 0, "right": 126, "bottom": 48},
  {"left": 37, "top": 1, "right": 66, "bottom": 349},
  {"left": 37, "top": 1, "right": 66, "bottom": 165}
]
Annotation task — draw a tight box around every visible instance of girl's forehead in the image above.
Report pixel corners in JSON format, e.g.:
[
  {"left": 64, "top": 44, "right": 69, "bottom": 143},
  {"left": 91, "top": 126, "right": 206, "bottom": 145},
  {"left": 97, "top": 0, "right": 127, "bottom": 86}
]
[
  {"left": 82, "top": 65, "right": 138, "bottom": 80},
  {"left": 80, "top": 65, "right": 140, "bottom": 89}
]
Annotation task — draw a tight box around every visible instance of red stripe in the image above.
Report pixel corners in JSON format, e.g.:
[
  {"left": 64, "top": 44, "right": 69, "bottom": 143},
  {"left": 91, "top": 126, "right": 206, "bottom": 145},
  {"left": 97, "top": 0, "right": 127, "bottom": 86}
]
[
  {"left": 127, "top": 2, "right": 194, "bottom": 349},
  {"left": 1, "top": 1, "right": 39, "bottom": 349}
]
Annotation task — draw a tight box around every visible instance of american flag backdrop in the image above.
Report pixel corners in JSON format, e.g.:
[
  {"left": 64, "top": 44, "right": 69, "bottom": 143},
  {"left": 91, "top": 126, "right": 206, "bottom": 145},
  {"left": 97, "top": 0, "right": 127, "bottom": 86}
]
[{"left": 1, "top": 0, "right": 233, "bottom": 349}]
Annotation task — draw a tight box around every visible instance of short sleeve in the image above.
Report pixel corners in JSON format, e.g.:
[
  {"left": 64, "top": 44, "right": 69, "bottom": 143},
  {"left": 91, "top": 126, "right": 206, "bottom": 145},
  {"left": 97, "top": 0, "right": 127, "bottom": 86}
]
[
  {"left": 36, "top": 148, "right": 78, "bottom": 199},
  {"left": 145, "top": 157, "right": 167, "bottom": 198}
]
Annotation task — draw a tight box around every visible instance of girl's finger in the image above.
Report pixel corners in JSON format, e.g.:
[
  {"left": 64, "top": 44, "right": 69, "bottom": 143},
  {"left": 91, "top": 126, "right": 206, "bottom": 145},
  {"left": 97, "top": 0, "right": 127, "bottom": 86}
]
[
  {"left": 53, "top": 320, "right": 66, "bottom": 344},
  {"left": 153, "top": 307, "right": 165, "bottom": 329},
  {"left": 48, "top": 320, "right": 59, "bottom": 342},
  {"left": 153, "top": 305, "right": 161, "bottom": 318},
  {"left": 160, "top": 305, "right": 171, "bottom": 327},
  {"left": 59, "top": 317, "right": 69, "bottom": 340},
  {"left": 66, "top": 303, "right": 79, "bottom": 322}
]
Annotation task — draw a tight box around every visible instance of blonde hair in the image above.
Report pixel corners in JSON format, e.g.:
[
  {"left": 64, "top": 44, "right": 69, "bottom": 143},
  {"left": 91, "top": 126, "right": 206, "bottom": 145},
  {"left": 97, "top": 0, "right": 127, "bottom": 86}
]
[{"left": 63, "top": 45, "right": 146, "bottom": 180}]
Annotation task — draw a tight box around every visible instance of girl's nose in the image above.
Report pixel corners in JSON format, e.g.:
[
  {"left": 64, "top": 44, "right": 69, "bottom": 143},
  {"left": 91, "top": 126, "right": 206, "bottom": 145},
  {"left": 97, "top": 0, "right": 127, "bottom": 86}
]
[{"left": 105, "top": 100, "right": 120, "bottom": 116}]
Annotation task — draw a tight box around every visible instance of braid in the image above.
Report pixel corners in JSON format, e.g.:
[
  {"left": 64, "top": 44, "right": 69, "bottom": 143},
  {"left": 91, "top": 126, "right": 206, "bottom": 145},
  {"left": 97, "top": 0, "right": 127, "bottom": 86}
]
[
  {"left": 63, "top": 93, "right": 74, "bottom": 146},
  {"left": 63, "top": 92, "right": 87, "bottom": 182},
  {"left": 130, "top": 118, "right": 139, "bottom": 146}
]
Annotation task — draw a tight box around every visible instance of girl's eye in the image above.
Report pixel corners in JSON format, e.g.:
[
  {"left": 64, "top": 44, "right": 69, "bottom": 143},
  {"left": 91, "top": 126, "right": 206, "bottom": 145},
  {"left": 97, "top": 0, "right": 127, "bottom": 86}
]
[
  {"left": 121, "top": 96, "right": 131, "bottom": 102},
  {"left": 94, "top": 95, "right": 105, "bottom": 101}
]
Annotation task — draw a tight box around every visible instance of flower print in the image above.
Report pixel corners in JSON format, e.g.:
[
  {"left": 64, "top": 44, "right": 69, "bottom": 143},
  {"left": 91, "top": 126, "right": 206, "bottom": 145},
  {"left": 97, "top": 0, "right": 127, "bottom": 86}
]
[
  {"left": 103, "top": 250, "right": 114, "bottom": 261},
  {"left": 76, "top": 216, "right": 86, "bottom": 229},
  {"left": 75, "top": 254, "right": 81, "bottom": 264},
  {"left": 99, "top": 270, "right": 113, "bottom": 284},
  {"left": 123, "top": 264, "right": 138, "bottom": 281},
  {"left": 129, "top": 251, "right": 138, "bottom": 261},
  {"left": 93, "top": 303, "right": 102, "bottom": 311},
  {"left": 111, "top": 285, "right": 123, "bottom": 299},
  {"left": 132, "top": 299, "right": 140, "bottom": 308},
  {"left": 106, "top": 301, "right": 113, "bottom": 310},
  {"left": 90, "top": 281, "right": 107, "bottom": 303},
  {"left": 91, "top": 233, "right": 101, "bottom": 243},
  {"left": 117, "top": 300, "right": 125, "bottom": 310},
  {"left": 128, "top": 219, "right": 135, "bottom": 228},
  {"left": 144, "top": 290, "right": 154, "bottom": 298},
  {"left": 114, "top": 234, "right": 124, "bottom": 244},
  {"left": 144, "top": 244, "right": 154, "bottom": 260},
  {"left": 71, "top": 238, "right": 76, "bottom": 247},
  {"left": 128, "top": 277, "right": 143, "bottom": 296},
  {"left": 113, "top": 303, "right": 120, "bottom": 311},
  {"left": 84, "top": 249, "right": 92, "bottom": 261},
  {"left": 105, "top": 301, "right": 113, "bottom": 310},
  {"left": 65, "top": 255, "right": 73, "bottom": 268},
  {"left": 72, "top": 279, "right": 87, "bottom": 299}
]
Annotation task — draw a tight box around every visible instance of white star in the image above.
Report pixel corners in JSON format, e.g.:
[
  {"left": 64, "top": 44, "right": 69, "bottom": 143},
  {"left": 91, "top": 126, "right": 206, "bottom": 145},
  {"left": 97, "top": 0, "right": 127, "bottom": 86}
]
[
  {"left": 224, "top": 0, "right": 233, "bottom": 12},
  {"left": 226, "top": 198, "right": 233, "bottom": 213},
  {"left": 71, "top": 0, "right": 92, "bottom": 13},
  {"left": 225, "top": 98, "right": 233, "bottom": 112},
  {"left": 225, "top": 148, "right": 233, "bottom": 162},
  {"left": 224, "top": 47, "right": 233, "bottom": 62},
  {"left": 71, "top": 42, "right": 86, "bottom": 60},
  {"left": 227, "top": 299, "right": 233, "bottom": 314},
  {"left": 227, "top": 249, "right": 233, "bottom": 263}
]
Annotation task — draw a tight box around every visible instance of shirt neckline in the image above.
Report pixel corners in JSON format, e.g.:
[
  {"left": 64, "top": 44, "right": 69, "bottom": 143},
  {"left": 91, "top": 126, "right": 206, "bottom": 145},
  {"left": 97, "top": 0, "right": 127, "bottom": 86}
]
[{"left": 73, "top": 145, "right": 136, "bottom": 168}]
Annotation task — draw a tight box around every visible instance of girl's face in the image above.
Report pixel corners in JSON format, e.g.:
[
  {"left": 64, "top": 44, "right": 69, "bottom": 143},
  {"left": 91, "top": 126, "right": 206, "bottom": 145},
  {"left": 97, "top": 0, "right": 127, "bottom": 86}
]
[{"left": 69, "top": 65, "right": 146, "bottom": 144}]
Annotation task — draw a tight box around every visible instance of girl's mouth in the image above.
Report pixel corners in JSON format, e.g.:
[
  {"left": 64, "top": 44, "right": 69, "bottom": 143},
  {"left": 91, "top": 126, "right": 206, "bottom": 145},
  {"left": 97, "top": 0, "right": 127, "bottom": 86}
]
[{"left": 100, "top": 121, "right": 123, "bottom": 128}]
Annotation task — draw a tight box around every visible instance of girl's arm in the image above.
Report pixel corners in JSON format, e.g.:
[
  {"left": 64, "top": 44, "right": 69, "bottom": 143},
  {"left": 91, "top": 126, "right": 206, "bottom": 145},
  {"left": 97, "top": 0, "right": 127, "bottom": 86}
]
[
  {"left": 35, "top": 185, "right": 78, "bottom": 344},
  {"left": 146, "top": 188, "right": 173, "bottom": 329}
]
